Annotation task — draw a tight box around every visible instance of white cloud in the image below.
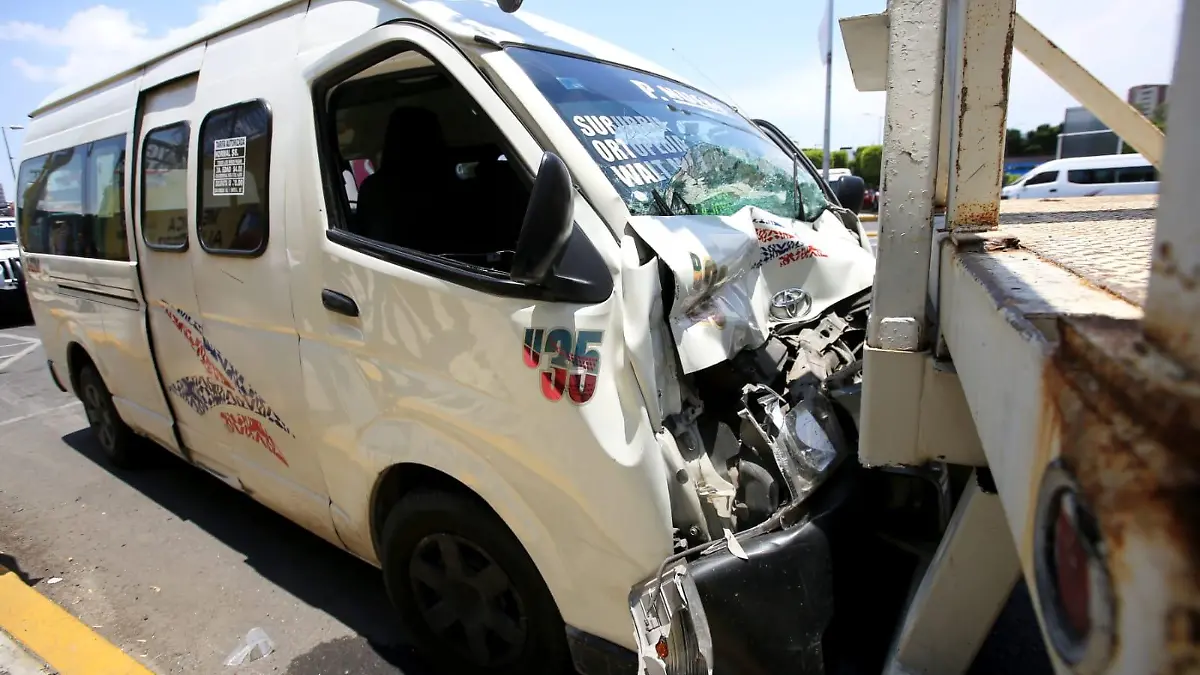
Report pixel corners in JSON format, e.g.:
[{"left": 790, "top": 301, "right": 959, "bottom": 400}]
[
  {"left": 728, "top": 0, "right": 1183, "bottom": 149},
  {"left": 0, "top": 1, "right": 278, "bottom": 89}
]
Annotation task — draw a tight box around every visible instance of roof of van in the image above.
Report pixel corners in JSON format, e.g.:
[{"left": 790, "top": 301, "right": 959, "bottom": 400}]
[
  {"left": 1028, "top": 153, "right": 1151, "bottom": 170},
  {"left": 32, "top": 0, "right": 687, "bottom": 117}
]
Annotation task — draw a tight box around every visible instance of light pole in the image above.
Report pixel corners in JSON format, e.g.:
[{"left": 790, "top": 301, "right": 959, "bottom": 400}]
[{"left": 1, "top": 125, "right": 24, "bottom": 191}]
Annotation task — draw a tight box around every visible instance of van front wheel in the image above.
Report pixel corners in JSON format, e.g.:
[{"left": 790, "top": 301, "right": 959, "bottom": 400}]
[
  {"left": 78, "top": 365, "right": 140, "bottom": 468},
  {"left": 380, "top": 490, "right": 569, "bottom": 675}
]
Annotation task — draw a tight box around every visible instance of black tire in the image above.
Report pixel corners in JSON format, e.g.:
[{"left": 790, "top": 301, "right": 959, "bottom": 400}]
[
  {"left": 381, "top": 490, "right": 569, "bottom": 675},
  {"left": 78, "top": 365, "right": 141, "bottom": 469}
]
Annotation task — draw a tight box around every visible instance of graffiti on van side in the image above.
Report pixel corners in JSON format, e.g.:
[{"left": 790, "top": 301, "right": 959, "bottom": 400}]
[
  {"left": 220, "top": 412, "right": 287, "bottom": 467},
  {"left": 522, "top": 328, "right": 603, "bottom": 405},
  {"left": 160, "top": 300, "right": 292, "bottom": 464}
]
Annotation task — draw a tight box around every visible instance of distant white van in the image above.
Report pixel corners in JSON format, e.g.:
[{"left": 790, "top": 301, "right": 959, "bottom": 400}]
[{"left": 1001, "top": 153, "right": 1159, "bottom": 200}]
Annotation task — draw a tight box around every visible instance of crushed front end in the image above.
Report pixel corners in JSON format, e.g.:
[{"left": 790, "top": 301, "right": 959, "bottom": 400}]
[{"left": 622, "top": 207, "right": 947, "bottom": 675}]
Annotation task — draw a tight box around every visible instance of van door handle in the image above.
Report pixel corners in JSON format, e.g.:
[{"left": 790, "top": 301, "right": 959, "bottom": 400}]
[
  {"left": 1049, "top": 188, "right": 1057, "bottom": 193},
  {"left": 321, "top": 289, "right": 359, "bottom": 317}
]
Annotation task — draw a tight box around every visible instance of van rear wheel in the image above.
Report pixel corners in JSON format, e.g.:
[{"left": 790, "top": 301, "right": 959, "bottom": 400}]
[
  {"left": 78, "top": 365, "right": 140, "bottom": 469},
  {"left": 380, "top": 490, "right": 569, "bottom": 675}
]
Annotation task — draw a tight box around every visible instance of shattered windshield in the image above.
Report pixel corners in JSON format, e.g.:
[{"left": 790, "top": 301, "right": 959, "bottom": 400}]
[{"left": 509, "top": 48, "right": 830, "bottom": 222}]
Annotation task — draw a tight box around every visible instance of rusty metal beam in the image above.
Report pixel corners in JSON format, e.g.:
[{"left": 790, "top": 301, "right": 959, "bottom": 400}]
[
  {"left": 1144, "top": 0, "right": 1200, "bottom": 373},
  {"left": 1013, "top": 14, "right": 1165, "bottom": 168},
  {"left": 944, "top": 0, "right": 1014, "bottom": 232}
]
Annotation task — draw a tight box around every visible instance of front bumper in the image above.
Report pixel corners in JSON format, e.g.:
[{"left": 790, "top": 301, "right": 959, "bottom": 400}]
[{"left": 629, "top": 467, "right": 915, "bottom": 675}]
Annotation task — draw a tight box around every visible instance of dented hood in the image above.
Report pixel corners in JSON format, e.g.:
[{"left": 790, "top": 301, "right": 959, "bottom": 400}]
[{"left": 627, "top": 206, "right": 875, "bottom": 373}]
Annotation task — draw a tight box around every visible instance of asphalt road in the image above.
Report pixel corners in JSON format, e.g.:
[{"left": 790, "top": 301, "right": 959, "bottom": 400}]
[
  {"left": 0, "top": 299, "right": 1047, "bottom": 675},
  {"left": 0, "top": 310, "right": 424, "bottom": 675}
]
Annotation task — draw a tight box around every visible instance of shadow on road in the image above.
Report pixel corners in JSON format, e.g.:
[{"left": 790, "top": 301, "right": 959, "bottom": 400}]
[
  {"left": 0, "top": 552, "right": 43, "bottom": 586},
  {"left": 60, "top": 429, "right": 434, "bottom": 675}
]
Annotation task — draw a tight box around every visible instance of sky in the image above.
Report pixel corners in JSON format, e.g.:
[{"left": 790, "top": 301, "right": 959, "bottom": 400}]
[{"left": 0, "top": 0, "right": 1184, "bottom": 200}]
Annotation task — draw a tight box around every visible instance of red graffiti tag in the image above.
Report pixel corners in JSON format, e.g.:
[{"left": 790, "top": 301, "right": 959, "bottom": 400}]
[
  {"left": 779, "top": 245, "right": 827, "bottom": 266},
  {"left": 219, "top": 412, "right": 288, "bottom": 466}
]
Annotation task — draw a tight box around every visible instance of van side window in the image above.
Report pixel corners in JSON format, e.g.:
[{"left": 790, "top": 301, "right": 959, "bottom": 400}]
[
  {"left": 320, "top": 55, "right": 530, "bottom": 274},
  {"left": 142, "top": 123, "right": 191, "bottom": 249},
  {"left": 16, "top": 135, "right": 129, "bottom": 260},
  {"left": 36, "top": 148, "right": 86, "bottom": 257},
  {"left": 1024, "top": 171, "right": 1057, "bottom": 186},
  {"left": 1067, "top": 168, "right": 1116, "bottom": 185},
  {"left": 17, "top": 155, "right": 49, "bottom": 253},
  {"left": 1117, "top": 166, "right": 1158, "bottom": 183},
  {"left": 86, "top": 135, "right": 129, "bottom": 261},
  {"left": 197, "top": 100, "right": 271, "bottom": 255}
]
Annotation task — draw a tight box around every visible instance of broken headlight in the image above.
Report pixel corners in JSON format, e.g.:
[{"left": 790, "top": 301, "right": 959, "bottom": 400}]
[
  {"left": 739, "top": 384, "right": 850, "bottom": 505},
  {"left": 629, "top": 563, "right": 713, "bottom": 675}
]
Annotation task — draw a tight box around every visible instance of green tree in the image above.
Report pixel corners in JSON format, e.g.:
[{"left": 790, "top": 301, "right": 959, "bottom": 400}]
[
  {"left": 1023, "top": 124, "right": 1062, "bottom": 155},
  {"left": 802, "top": 148, "right": 824, "bottom": 167},
  {"left": 855, "top": 145, "right": 883, "bottom": 189},
  {"left": 831, "top": 150, "right": 849, "bottom": 169},
  {"left": 1005, "top": 129, "right": 1027, "bottom": 157}
]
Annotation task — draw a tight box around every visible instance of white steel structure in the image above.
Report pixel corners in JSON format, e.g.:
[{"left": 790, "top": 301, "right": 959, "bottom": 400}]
[{"left": 843, "top": 0, "right": 1198, "bottom": 674}]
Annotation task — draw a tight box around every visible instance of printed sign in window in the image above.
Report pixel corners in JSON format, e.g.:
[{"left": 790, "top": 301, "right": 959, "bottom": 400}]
[{"left": 212, "top": 136, "right": 247, "bottom": 196}]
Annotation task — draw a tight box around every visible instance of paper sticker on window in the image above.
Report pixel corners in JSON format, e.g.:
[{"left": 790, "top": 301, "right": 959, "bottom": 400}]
[{"left": 212, "top": 136, "right": 247, "bottom": 196}]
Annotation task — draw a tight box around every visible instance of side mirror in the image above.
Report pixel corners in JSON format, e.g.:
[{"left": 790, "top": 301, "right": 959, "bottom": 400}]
[
  {"left": 834, "top": 175, "right": 866, "bottom": 214},
  {"left": 511, "top": 152, "right": 574, "bottom": 286},
  {"left": 498, "top": 0, "right": 524, "bottom": 12}
]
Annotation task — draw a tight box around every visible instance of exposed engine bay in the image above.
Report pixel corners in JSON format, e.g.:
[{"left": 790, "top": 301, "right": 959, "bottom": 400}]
[
  {"left": 670, "top": 288, "right": 870, "bottom": 544},
  {"left": 623, "top": 204, "right": 878, "bottom": 548}
]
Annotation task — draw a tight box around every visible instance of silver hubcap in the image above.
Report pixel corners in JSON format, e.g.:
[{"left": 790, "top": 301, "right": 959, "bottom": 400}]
[{"left": 409, "top": 533, "right": 528, "bottom": 667}]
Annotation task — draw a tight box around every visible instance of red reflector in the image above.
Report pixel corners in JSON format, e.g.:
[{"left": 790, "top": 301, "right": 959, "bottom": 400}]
[
  {"left": 1054, "top": 497, "right": 1091, "bottom": 640},
  {"left": 655, "top": 636, "right": 669, "bottom": 660}
]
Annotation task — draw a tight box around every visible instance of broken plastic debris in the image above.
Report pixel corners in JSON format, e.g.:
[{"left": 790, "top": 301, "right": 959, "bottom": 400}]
[
  {"left": 46, "top": 577, "right": 62, "bottom": 584},
  {"left": 224, "top": 627, "right": 274, "bottom": 666},
  {"left": 723, "top": 528, "right": 749, "bottom": 560}
]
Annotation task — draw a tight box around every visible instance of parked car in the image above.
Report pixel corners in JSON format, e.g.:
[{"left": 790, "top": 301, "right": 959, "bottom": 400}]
[{"left": 0, "top": 216, "right": 25, "bottom": 315}]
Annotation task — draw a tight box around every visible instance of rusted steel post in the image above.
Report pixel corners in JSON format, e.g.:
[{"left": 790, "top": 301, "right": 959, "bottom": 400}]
[{"left": 944, "top": 0, "right": 1015, "bottom": 233}]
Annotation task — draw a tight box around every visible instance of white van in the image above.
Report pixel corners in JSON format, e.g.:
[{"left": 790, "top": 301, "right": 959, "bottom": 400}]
[
  {"left": 14, "top": 3, "right": 906, "bottom": 674},
  {"left": 1000, "top": 153, "right": 1159, "bottom": 199}
]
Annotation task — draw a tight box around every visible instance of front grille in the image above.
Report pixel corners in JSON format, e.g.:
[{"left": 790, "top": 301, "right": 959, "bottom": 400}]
[{"left": 0, "top": 258, "right": 20, "bottom": 285}]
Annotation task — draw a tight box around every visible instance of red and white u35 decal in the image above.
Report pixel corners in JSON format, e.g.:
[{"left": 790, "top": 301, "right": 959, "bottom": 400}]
[{"left": 523, "top": 328, "right": 604, "bottom": 404}]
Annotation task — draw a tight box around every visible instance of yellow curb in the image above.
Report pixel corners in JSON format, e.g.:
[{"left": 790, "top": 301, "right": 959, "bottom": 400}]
[
  {"left": 0, "top": 566, "right": 153, "bottom": 675},
  {"left": 860, "top": 213, "right": 879, "bottom": 222}
]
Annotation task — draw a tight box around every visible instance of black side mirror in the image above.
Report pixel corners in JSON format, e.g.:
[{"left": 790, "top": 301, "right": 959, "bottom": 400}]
[
  {"left": 512, "top": 152, "right": 574, "bottom": 286},
  {"left": 498, "top": 0, "right": 524, "bottom": 12},
  {"left": 834, "top": 175, "right": 866, "bottom": 214}
]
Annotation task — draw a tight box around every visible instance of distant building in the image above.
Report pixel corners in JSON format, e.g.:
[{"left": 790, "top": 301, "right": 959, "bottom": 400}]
[
  {"left": 1127, "top": 84, "right": 1169, "bottom": 117},
  {"left": 1059, "top": 106, "right": 1123, "bottom": 158},
  {"left": 0, "top": 182, "right": 6, "bottom": 206}
]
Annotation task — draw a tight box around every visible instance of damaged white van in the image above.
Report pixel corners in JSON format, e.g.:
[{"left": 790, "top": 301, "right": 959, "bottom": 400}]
[{"left": 16, "top": 2, "right": 942, "bottom": 674}]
